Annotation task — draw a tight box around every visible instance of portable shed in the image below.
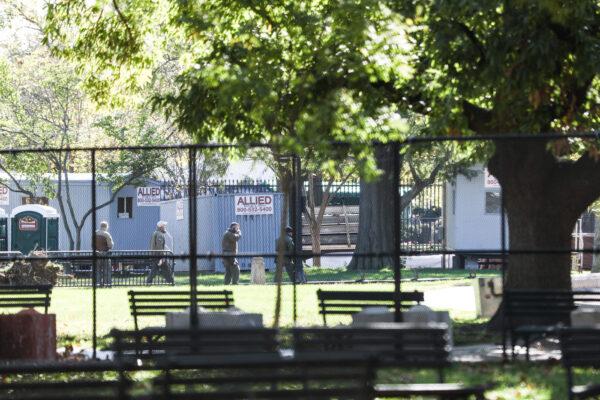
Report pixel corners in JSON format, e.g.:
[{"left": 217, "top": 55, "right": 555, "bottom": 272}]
[{"left": 11, "top": 204, "right": 60, "bottom": 254}]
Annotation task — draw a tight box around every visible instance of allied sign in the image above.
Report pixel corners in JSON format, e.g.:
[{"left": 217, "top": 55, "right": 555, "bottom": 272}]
[
  {"left": 176, "top": 199, "right": 184, "bottom": 220},
  {"left": 18, "top": 216, "right": 38, "bottom": 231},
  {"left": 235, "top": 194, "right": 274, "bottom": 215},
  {"left": 0, "top": 187, "right": 8, "bottom": 206},
  {"left": 484, "top": 168, "right": 500, "bottom": 188},
  {"left": 137, "top": 187, "right": 161, "bottom": 206}
]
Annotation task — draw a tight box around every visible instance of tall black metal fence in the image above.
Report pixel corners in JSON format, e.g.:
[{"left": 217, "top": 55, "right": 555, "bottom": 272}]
[{"left": 0, "top": 134, "right": 598, "bottom": 358}]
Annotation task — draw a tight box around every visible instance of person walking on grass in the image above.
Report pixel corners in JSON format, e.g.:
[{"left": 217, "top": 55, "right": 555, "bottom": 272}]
[
  {"left": 277, "top": 226, "right": 306, "bottom": 283},
  {"left": 147, "top": 220, "right": 174, "bottom": 284},
  {"left": 222, "top": 222, "right": 242, "bottom": 285},
  {"left": 94, "top": 221, "right": 114, "bottom": 287}
]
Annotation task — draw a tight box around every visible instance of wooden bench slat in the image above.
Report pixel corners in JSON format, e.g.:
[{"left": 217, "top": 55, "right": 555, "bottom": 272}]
[
  {"left": 128, "top": 289, "right": 235, "bottom": 331},
  {"left": 111, "top": 327, "right": 278, "bottom": 360},
  {"left": 129, "top": 290, "right": 232, "bottom": 296},
  {"left": 0, "top": 286, "right": 51, "bottom": 314},
  {"left": 375, "top": 383, "right": 488, "bottom": 395},
  {"left": 316, "top": 289, "right": 423, "bottom": 325},
  {"left": 148, "top": 354, "right": 374, "bottom": 400}
]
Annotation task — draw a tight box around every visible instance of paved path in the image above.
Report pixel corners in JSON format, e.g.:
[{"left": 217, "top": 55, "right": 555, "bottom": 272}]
[{"left": 305, "top": 254, "right": 447, "bottom": 268}]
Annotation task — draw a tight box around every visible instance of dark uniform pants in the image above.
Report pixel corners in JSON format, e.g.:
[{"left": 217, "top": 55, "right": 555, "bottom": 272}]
[
  {"left": 223, "top": 256, "right": 240, "bottom": 285},
  {"left": 285, "top": 263, "right": 306, "bottom": 283},
  {"left": 95, "top": 252, "right": 112, "bottom": 287},
  {"left": 147, "top": 258, "right": 174, "bottom": 284}
]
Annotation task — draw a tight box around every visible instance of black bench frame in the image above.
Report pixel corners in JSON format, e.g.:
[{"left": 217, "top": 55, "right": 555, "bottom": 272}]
[
  {"left": 150, "top": 353, "right": 376, "bottom": 400},
  {"left": 0, "top": 361, "right": 130, "bottom": 400},
  {"left": 0, "top": 285, "right": 52, "bottom": 314},
  {"left": 293, "top": 326, "right": 491, "bottom": 399},
  {"left": 560, "top": 327, "right": 600, "bottom": 400},
  {"left": 111, "top": 327, "right": 279, "bottom": 362},
  {"left": 128, "top": 289, "right": 234, "bottom": 331},
  {"left": 316, "top": 289, "right": 424, "bottom": 325},
  {"left": 503, "top": 289, "right": 600, "bottom": 360}
]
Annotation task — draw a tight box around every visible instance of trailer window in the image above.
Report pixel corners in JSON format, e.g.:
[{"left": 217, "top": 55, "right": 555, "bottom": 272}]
[
  {"left": 117, "top": 197, "right": 133, "bottom": 219},
  {"left": 485, "top": 191, "right": 501, "bottom": 214}
]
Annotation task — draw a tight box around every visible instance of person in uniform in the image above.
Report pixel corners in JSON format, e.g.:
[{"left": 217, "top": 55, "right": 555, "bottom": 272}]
[
  {"left": 147, "top": 220, "right": 174, "bottom": 284},
  {"left": 277, "top": 226, "right": 306, "bottom": 283},
  {"left": 94, "top": 221, "right": 114, "bottom": 287},
  {"left": 222, "top": 222, "right": 242, "bottom": 285}
]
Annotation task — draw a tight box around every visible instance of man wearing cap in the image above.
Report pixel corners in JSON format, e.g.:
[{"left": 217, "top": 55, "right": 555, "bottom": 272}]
[
  {"left": 147, "top": 221, "right": 174, "bottom": 284},
  {"left": 222, "top": 222, "right": 242, "bottom": 285},
  {"left": 94, "top": 221, "right": 114, "bottom": 287}
]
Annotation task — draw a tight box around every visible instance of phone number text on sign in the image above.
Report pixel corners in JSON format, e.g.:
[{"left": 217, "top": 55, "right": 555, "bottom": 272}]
[{"left": 235, "top": 195, "right": 274, "bottom": 215}]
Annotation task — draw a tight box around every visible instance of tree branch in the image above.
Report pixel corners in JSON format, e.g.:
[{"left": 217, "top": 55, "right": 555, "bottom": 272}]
[
  {"left": 463, "top": 100, "right": 493, "bottom": 133},
  {"left": 451, "top": 20, "right": 486, "bottom": 66},
  {"left": 112, "top": 0, "right": 134, "bottom": 42},
  {"left": 0, "top": 163, "right": 34, "bottom": 197}
]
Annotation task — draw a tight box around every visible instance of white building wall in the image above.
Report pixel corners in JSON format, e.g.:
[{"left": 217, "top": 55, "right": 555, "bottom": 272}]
[{"left": 447, "top": 165, "right": 507, "bottom": 252}]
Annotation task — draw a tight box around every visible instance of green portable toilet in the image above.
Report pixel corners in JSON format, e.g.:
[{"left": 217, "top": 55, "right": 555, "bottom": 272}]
[
  {"left": 0, "top": 208, "right": 8, "bottom": 251},
  {"left": 11, "top": 205, "right": 60, "bottom": 254}
]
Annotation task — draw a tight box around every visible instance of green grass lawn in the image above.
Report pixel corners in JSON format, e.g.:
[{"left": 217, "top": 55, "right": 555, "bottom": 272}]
[
  {"left": 54, "top": 280, "right": 476, "bottom": 345},
  {"left": 51, "top": 267, "right": 490, "bottom": 345},
  {"left": 21, "top": 265, "right": 600, "bottom": 400},
  {"left": 184, "top": 266, "right": 500, "bottom": 286},
  {"left": 380, "top": 362, "right": 600, "bottom": 400}
]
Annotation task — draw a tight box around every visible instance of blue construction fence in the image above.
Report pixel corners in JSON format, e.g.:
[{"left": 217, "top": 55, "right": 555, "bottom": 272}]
[{"left": 160, "top": 193, "right": 284, "bottom": 273}]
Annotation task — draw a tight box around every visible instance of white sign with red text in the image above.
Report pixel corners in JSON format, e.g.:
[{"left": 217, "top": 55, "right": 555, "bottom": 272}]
[
  {"left": 235, "top": 194, "right": 274, "bottom": 215},
  {"left": 484, "top": 168, "right": 500, "bottom": 188},
  {"left": 0, "top": 187, "right": 8, "bottom": 206},
  {"left": 137, "top": 186, "right": 161, "bottom": 206}
]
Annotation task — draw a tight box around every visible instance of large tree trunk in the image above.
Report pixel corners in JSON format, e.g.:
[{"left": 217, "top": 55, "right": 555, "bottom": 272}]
[
  {"left": 504, "top": 202, "right": 574, "bottom": 290},
  {"left": 348, "top": 145, "right": 395, "bottom": 270},
  {"left": 303, "top": 174, "right": 322, "bottom": 267},
  {"left": 489, "top": 140, "right": 587, "bottom": 291}
]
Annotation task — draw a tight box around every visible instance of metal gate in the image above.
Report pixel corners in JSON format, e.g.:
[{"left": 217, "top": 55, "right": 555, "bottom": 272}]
[{"left": 400, "top": 183, "right": 444, "bottom": 252}]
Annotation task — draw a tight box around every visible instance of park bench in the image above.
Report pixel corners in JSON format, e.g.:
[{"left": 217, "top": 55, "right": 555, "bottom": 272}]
[
  {"left": 0, "top": 360, "right": 130, "bottom": 400},
  {"left": 293, "top": 325, "right": 491, "bottom": 399},
  {"left": 149, "top": 353, "right": 375, "bottom": 399},
  {"left": 560, "top": 327, "right": 600, "bottom": 400},
  {"left": 128, "top": 289, "right": 234, "bottom": 331},
  {"left": 477, "top": 257, "right": 504, "bottom": 270},
  {"left": 110, "top": 327, "right": 279, "bottom": 362},
  {"left": 0, "top": 285, "right": 52, "bottom": 314},
  {"left": 503, "top": 289, "right": 600, "bottom": 360},
  {"left": 316, "top": 289, "right": 424, "bottom": 325}
]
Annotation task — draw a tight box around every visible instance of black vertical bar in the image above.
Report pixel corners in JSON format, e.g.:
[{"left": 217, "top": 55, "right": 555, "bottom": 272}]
[
  {"left": 292, "top": 155, "right": 302, "bottom": 324},
  {"left": 500, "top": 168, "right": 507, "bottom": 361},
  {"left": 90, "top": 149, "right": 98, "bottom": 359},
  {"left": 442, "top": 183, "right": 447, "bottom": 268},
  {"left": 393, "top": 142, "right": 402, "bottom": 322},
  {"left": 188, "top": 147, "right": 198, "bottom": 328}
]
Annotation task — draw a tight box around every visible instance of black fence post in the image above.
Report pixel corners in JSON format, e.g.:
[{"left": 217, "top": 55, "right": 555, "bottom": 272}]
[
  {"left": 291, "top": 155, "right": 302, "bottom": 324},
  {"left": 393, "top": 142, "right": 402, "bottom": 322},
  {"left": 188, "top": 147, "right": 198, "bottom": 328},
  {"left": 90, "top": 149, "right": 98, "bottom": 359},
  {"left": 500, "top": 163, "right": 507, "bottom": 361}
]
